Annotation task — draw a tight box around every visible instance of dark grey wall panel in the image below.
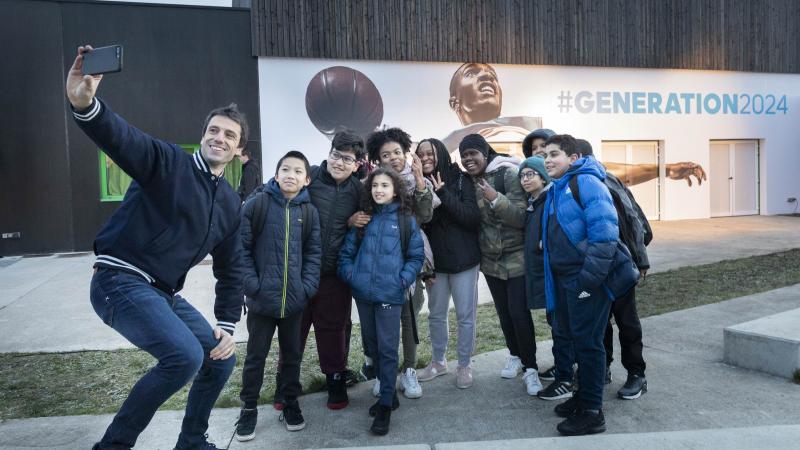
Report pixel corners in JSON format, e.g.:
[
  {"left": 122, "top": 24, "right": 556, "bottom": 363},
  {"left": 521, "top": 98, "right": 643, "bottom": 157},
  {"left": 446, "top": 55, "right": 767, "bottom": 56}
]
[
  {"left": 0, "top": 0, "right": 260, "bottom": 255},
  {"left": 62, "top": 2, "right": 261, "bottom": 251},
  {"left": 0, "top": 1, "right": 74, "bottom": 256},
  {"left": 252, "top": 0, "right": 800, "bottom": 73}
]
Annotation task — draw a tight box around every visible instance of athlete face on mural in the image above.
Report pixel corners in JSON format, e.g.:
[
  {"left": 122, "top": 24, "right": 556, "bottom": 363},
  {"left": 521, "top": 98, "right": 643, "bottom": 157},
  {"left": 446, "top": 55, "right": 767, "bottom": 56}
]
[{"left": 449, "top": 63, "right": 503, "bottom": 126}]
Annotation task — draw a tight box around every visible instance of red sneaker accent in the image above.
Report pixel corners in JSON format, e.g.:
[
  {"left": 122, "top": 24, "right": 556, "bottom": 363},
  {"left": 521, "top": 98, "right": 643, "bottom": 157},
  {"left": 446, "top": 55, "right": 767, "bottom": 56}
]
[
  {"left": 327, "top": 400, "right": 349, "bottom": 410},
  {"left": 273, "top": 402, "right": 284, "bottom": 411}
]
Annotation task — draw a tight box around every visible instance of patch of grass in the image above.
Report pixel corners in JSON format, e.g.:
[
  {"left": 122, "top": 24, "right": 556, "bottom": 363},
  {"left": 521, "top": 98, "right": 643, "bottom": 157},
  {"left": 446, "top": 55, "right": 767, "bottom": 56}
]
[
  {"left": 2, "top": 249, "right": 800, "bottom": 420},
  {"left": 794, "top": 369, "right": 800, "bottom": 385}
]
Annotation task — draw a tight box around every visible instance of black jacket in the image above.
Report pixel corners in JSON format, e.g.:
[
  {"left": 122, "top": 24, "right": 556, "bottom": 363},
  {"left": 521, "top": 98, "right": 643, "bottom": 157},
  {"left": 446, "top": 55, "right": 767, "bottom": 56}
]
[
  {"left": 523, "top": 186, "right": 549, "bottom": 310},
  {"left": 422, "top": 145, "right": 481, "bottom": 274},
  {"left": 238, "top": 159, "right": 262, "bottom": 202},
  {"left": 242, "top": 180, "right": 322, "bottom": 318},
  {"left": 73, "top": 98, "right": 244, "bottom": 334},
  {"left": 307, "top": 162, "right": 363, "bottom": 276}
]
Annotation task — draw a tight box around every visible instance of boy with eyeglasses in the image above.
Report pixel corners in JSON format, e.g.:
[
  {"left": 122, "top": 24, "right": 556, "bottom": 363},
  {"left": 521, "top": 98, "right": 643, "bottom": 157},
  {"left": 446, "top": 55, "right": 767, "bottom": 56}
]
[{"left": 292, "top": 131, "right": 367, "bottom": 410}]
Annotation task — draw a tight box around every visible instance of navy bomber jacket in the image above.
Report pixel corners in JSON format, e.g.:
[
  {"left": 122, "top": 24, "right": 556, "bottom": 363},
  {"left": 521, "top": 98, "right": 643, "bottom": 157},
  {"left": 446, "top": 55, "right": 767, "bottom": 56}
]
[{"left": 73, "top": 98, "right": 244, "bottom": 335}]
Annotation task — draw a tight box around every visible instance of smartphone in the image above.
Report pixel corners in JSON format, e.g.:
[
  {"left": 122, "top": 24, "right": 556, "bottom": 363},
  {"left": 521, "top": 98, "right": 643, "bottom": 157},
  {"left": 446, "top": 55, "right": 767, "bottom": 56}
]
[{"left": 82, "top": 45, "right": 123, "bottom": 75}]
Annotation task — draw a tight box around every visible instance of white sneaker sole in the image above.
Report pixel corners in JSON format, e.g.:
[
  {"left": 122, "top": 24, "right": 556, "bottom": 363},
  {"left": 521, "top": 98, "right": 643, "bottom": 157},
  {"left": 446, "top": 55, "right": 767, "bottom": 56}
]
[
  {"left": 500, "top": 371, "right": 520, "bottom": 379},
  {"left": 286, "top": 421, "right": 306, "bottom": 431},
  {"left": 399, "top": 385, "right": 423, "bottom": 399},
  {"left": 235, "top": 432, "right": 255, "bottom": 442},
  {"left": 619, "top": 386, "right": 647, "bottom": 400}
]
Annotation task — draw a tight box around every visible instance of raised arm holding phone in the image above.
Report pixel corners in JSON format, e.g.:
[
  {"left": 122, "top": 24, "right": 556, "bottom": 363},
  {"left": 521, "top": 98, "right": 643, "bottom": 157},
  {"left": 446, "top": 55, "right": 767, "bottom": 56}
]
[{"left": 68, "top": 45, "right": 246, "bottom": 450}]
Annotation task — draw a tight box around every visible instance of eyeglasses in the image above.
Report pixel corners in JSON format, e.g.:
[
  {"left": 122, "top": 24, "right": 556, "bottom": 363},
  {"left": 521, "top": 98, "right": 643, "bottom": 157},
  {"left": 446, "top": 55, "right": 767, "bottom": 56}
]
[
  {"left": 330, "top": 150, "right": 356, "bottom": 165},
  {"left": 519, "top": 171, "right": 539, "bottom": 180}
]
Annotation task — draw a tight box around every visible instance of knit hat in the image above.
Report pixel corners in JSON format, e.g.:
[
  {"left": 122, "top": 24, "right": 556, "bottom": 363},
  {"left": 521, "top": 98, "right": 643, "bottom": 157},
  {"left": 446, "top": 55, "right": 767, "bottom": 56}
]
[
  {"left": 519, "top": 156, "right": 551, "bottom": 185},
  {"left": 458, "top": 133, "right": 495, "bottom": 158},
  {"left": 522, "top": 128, "right": 556, "bottom": 157}
]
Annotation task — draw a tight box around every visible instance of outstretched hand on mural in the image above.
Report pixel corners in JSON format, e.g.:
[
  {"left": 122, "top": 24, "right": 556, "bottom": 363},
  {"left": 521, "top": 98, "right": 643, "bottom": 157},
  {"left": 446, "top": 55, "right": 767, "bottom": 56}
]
[
  {"left": 605, "top": 161, "right": 707, "bottom": 187},
  {"left": 66, "top": 45, "right": 102, "bottom": 109},
  {"left": 667, "top": 162, "right": 707, "bottom": 186}
]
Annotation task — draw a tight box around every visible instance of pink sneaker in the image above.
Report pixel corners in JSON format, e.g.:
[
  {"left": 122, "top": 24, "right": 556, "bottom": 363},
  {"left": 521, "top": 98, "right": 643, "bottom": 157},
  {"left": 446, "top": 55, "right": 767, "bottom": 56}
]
[
  {"left": 418, "top": 361, "right": 448, "bottom": 382},
  {"left": 456, "top": 365, "right": 473, "bottom": 389}
]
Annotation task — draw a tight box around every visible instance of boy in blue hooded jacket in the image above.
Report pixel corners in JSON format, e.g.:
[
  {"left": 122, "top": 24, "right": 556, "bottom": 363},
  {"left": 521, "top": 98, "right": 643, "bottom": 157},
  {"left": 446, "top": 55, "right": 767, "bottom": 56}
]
[
  {"left": 338, "top": 168, "right": 425, "bottom": 436},
  {"left": 236, "top": 151, "right": 321, "bottom": 440},
  {"left": 540, "top": 135, "right": 621, "bottom": 436}
]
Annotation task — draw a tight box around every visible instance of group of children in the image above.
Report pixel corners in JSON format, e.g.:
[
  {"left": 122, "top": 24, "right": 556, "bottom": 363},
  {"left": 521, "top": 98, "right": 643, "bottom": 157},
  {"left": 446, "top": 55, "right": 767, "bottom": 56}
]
[{"left": 234, "top": 127, "right": 650, "bottom": 439}]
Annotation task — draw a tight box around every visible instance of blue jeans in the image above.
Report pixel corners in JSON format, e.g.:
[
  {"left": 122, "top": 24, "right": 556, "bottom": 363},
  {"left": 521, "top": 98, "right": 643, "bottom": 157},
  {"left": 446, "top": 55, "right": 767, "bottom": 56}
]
[
  {"left": 552, "top": 274, "right": 612, "bottom": 410},
  {"left": 90, "top": 268, "right": 236, "bottom": 450},
  {"left": 355, "top": 300, "right": 402, "bottom": 407}
]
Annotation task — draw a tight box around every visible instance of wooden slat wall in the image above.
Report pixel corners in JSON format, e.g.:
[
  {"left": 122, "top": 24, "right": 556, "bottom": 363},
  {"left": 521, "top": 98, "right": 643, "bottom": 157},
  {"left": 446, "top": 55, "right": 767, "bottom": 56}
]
[{"left": 252, "top": 0, "right": 800, "bottom": 73}]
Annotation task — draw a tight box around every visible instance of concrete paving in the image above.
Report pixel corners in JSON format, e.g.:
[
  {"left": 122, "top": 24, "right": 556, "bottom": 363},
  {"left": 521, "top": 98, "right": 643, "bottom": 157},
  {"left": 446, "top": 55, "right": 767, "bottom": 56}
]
[
  {"left": 2, "top": 284, "right": 800, "bottom": 449},
  {"left": 1, "top": 215, "right": 798, "bottom": 353}
]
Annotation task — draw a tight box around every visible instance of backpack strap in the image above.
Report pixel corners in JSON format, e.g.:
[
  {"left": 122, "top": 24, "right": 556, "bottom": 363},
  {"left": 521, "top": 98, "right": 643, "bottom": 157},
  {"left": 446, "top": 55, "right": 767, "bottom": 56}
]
[
  {"left": 250, "top": 192, "right": 270, "bottom": 245},
  {"left": 569, "top": 175, "right": 583, "bottom": 209},
  {"left": 399, "top": 212, "right": 411, "bottom": 256},
  {"left": 494, "top": 166, "right": 508, "bottom": 196}
]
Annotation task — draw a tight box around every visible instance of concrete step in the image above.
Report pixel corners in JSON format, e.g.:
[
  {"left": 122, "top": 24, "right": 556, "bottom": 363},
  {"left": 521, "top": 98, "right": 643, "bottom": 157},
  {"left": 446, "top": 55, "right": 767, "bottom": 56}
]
[
  {"left": 435, "top": 424, "right": 800, "bottom": 450},
  {"left": 723, "top": 307, "right": 800, "bottom": 378}
]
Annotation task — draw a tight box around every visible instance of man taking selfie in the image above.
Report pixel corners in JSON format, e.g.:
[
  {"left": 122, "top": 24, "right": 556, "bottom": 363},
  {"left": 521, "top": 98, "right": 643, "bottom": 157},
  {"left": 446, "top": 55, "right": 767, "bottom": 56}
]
[{"left": 66, "top": 45, "right": 245, "bottom": 450}]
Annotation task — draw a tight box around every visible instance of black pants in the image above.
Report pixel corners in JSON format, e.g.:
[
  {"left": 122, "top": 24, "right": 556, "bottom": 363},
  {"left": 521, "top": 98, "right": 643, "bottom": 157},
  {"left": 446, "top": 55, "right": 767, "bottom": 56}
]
[
  {"left": 485, "top": 274, "right": 538, "bottom": 370},
  {"left": 604, "top": 287, "right": 646, "bottom": 376},
  {"left": 240, "top": 311, "right": 303, "bottom": 408}
]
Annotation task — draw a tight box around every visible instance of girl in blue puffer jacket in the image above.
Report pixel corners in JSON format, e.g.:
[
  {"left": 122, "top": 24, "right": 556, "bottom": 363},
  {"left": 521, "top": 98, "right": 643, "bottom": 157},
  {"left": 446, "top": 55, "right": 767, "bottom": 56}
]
[{"left": 338, "top": 167, "right": 425, "bottom": 436}]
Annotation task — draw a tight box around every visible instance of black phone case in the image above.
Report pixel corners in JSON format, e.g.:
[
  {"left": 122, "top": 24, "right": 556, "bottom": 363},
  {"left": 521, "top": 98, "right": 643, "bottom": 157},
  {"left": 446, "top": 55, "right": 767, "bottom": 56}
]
[{"left": 82, "top": 46, "right": 123, "bottom": 75}]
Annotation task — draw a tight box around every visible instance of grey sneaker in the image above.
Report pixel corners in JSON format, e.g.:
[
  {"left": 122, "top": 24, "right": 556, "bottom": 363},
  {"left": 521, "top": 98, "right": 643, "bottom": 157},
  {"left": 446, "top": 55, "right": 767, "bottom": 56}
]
[
  {"left": 456, "top": 365, "right": 473, "bottom": 389},
  {"left": 617, "top": 374, "right": 647, "bottom": 399},
  {"left": 418, "top": 361, "right": 448, "bottom": 382}
]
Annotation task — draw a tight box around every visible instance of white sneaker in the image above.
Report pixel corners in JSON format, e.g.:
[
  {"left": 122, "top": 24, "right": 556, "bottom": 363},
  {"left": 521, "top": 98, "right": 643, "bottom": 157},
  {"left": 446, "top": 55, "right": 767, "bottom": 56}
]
[
  {"left": 372, "top": 379, "right": 380, "bottom": 397},
  {"left": 522, "top": 368, "right": 543, "bottom": 395},
  {"left": 399, "top": 368, "right": 423, "bottom": 399},
  {"left": 500, "top": 356, "right": 523, "bottom": 379}
]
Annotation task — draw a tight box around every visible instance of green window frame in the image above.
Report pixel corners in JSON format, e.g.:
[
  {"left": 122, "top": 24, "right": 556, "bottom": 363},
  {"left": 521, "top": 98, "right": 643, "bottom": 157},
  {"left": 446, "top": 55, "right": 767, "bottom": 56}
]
[{"left": 98, "top": 145, "right": 243, "bottom": 202}]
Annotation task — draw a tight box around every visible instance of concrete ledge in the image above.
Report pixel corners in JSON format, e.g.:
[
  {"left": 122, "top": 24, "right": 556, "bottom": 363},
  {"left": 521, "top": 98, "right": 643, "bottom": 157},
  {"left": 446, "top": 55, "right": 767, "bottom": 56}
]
[
  {"left": 308, "top": 446, "right": 430, "bottom": 450},
  {"left": 435, "top": 425, "right": 800, "bottom": 450},
  {"left": 723, "top": 307, "right": 800, "bottom": 378}
]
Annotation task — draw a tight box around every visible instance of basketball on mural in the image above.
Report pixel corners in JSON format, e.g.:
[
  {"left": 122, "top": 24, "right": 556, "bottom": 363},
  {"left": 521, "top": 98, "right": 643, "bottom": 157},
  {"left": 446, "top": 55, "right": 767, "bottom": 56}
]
[{"left": 305, "top": 66, "right": 384, "bottom": 137}]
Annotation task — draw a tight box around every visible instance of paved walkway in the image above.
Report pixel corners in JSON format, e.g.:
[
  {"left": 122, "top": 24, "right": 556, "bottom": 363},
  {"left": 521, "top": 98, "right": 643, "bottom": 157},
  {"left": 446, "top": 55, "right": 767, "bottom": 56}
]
[
  {"left": 2, "top": 284, "right": 800, "bottom": 449},
  {"left": 0, "top": 215, "right": 798, "bottom": 353}
]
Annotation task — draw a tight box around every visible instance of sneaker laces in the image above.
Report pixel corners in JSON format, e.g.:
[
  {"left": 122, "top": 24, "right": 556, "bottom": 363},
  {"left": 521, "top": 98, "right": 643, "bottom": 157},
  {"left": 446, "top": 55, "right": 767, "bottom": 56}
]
[{"left": 406, "top": 368, "right": 420, "bottom": 389}]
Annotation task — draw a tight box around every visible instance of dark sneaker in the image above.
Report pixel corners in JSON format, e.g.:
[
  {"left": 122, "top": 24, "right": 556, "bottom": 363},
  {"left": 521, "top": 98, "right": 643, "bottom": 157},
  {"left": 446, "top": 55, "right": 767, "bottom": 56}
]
[
  {"left": 344, "top": 368, "right": 360, "bottom": 387},
  {"left": 370, "top": 405, "right": 392, "bottom": 435},
  {"left": 538, "top": 380, "right": 574, "bottom": 401},
  {"left": 539, "top": 366, "right": 557, "bottom": 382},
  {"left": 198, "top": 437, "right": 220, "bottom": 450},
  {"left": 554, "top": 394, "right": 580, "bottom": 418},
  {"left": 618, "top": 374, "right": 647, "bottom": 399},
  {"left": 557, "top": 409, "right": 606, "bottom": 436},
  {"left": 279, "top": 401, "right": 306, "bottom": 431},
  {"left": 234, "top": 408, "right": 258, "bottom": 442},
  {"left": 326, "top": 372, "right": 349, "bottom": 410},
  {"left": 369, "top": 393, "right": 399, "bottom": 416},
  {"left": 360, "top": 362, "right": 376, "bottom": 381},
  {"left": 605, "top": 366, "right": 613, "bottom": 385}
]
